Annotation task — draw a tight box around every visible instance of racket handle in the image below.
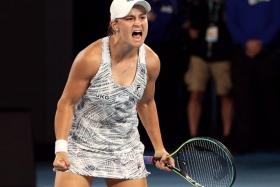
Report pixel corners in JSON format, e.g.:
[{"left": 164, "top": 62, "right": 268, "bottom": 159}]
[{"left": 144, "top": 156, "right": 154, "bottom": 165}]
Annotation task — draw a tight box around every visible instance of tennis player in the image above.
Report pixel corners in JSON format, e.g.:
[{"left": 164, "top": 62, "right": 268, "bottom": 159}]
[{"left": 52, "top": 0, "right": 174, "bottom": 186}]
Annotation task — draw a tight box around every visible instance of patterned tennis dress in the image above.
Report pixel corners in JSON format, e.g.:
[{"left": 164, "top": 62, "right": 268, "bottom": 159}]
[{"left": 67, "top": 36, "right": 150, "bottom": 179}]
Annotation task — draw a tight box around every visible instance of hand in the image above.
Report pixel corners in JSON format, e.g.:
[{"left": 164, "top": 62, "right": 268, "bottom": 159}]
[
  {"left": 245, "top": 39, "right": 262, "bottom": 58},
  {"left": 53, "top": 152, "right": 70, "bottom": 172},
  {"left": 147, "top": 12, "right": 157, "bottom": 22},
  {"left": 189, "top": 28, "right": 199, "bottom": 40},
  {"left": 154, "top": 150, "right": 175, "bottom": 172}
]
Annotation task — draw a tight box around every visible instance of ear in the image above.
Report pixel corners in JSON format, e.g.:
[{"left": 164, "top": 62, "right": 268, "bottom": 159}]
[{"left": 111, "top": 20, "right": 119, "bottom": 32}]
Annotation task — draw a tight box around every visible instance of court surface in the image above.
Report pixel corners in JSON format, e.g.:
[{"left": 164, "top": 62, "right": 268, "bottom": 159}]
[{"left": 37, "top": 152, "right": 280, "bottom": 187}]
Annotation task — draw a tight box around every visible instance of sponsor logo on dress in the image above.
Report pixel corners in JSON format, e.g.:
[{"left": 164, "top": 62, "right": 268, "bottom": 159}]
[{"left": 95, "top": 94, "right": 109, "bottom": 100}]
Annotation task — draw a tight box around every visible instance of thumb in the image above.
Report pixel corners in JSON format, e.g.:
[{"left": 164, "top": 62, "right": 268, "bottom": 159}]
[{"left": 64, "top": 156, "right": 70, "bottom": 168}]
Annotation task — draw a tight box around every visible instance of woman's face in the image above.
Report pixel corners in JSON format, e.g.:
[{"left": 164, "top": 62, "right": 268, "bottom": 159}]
[{"left": 114, "top": 5, "right": 148, "bottom": 47}]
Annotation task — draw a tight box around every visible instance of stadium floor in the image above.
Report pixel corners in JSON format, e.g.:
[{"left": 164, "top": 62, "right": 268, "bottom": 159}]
[{"left": 37, "top": 152, "right": 280, "bottom": 187}]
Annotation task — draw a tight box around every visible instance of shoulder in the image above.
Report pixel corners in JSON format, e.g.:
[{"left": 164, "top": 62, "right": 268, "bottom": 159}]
[
  {"left": 76, "top": 39, "right": 103, "bottom": 65},
  {"left": 143, "top": 44, "right": 160, "bottom": 80},
  {"left": 72, "top": 39, "right": 103, "bottom": 79}
]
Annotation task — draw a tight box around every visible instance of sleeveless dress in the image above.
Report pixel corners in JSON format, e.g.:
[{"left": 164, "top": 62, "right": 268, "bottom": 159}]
[{"left": 67, "top": 36, "right": 150, "bottom": 179}]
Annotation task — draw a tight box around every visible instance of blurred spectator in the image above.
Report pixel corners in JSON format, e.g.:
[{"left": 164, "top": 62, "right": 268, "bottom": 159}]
[
  {"left": 225, "top": 0, "right": 280, "bottom": 152},
  {"left": 182, "top": 0, "right": 234, "bottom": 141},
  {"left": 145, "top": 0, "right": 189, "bottom": 147},
  {"left": 146, "top": 0, "right": 179, "bottom": 51}
]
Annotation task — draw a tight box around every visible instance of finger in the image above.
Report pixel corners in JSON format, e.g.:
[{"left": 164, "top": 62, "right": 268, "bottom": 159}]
[
  {"left": 53, "top": 165, "right": 67, "bottom": 171},
  {"left": 163, "top": 160, "right": 173, "bottom": 171},
  {"left": 53, "top": 167, "right": 69, "bottom": 172},
  {"left": 158, "top": 163, "right": 171, "bottom": 171},
  {"left": 53, "top": 160, "right": 69, "bottom": 171},
  {"left": 160, "top": 156, "right": 174, "bottom": 171},
  {"left": 168, "top": 157, "right": 175, "bottom": 168},
  {"left": 64, "top": 158, "right": 70, "bottom": 168},
  {"left": 53, "top": 162, "right": 69, "bottom": 172},
  {"left": 156, "top": 160, "right": 170, "bottom": 171},
  {"left": 166, "top": 162, "right": 174, "bottom": 172},
  {"left": 155, "top": 160, "right": 165, "bottom": 170},
  {"left": 53, "top": 161, "right": 66, "bottom": 168}
]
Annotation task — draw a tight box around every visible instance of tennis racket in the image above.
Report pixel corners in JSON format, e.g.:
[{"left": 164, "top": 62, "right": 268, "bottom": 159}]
[{"left": 144, "top": 137, "right": 236, "bottom": 187}]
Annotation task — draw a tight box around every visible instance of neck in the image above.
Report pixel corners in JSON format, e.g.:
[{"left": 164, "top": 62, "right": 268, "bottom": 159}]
[{"left": 109, "top": 35, "right": 139, "bottom": 62}]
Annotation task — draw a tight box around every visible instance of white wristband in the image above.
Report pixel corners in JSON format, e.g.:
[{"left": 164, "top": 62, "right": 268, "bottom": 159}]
[{"left": 55, "top": 139, "right": 68, "bottom": 154}]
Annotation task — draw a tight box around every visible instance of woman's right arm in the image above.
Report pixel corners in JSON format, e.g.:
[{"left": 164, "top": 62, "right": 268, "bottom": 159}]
[
  {"left": 53, "top": 41, "right": 101, "bottom": 171},
  {"left": 55, "top": 52, "right": 94, "bottom": 140}
]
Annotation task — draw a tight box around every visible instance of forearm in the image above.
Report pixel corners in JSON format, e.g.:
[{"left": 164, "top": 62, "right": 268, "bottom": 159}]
[
  {"left": 137, "top": 100, "right": 165, "bottom": 152},
  {"left": 54, "top": 100, "right": 75, "bottom": 140}
]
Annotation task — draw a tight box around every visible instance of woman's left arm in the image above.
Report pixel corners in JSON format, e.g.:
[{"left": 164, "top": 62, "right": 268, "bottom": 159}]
[{"left": 137, "top": 47, "right": 174, "bottom": 171}]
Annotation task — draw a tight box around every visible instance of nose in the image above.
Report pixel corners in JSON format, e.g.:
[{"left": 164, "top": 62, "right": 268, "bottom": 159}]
[{"left": 134, "top": 18, "right": 143, "bottom": 25}]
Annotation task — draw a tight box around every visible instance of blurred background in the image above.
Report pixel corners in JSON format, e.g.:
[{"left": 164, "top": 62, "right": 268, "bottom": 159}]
[{"left": 0, "top": 0, "right": 280, "bottom": 186}]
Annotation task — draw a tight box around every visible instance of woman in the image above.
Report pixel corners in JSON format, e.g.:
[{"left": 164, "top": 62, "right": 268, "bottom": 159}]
[{"left": 52, "top": 0, "right": 174, "bottom": 186}]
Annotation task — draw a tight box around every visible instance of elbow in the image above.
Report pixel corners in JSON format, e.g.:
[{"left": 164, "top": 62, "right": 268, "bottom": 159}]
[
  {"left": 137, "top": 99, "right": 155, "bottom": 112},
  {"left": 56, "top": 98, "right": 75, "bottom": 112},
  {"left": 56, "top": 99, "right": 65, "bottom": 111}
]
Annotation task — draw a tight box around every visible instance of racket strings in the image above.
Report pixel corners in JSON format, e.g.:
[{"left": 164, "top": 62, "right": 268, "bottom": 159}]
[{"left": 175, "top": 139, "right": 234, "bottom": 187}]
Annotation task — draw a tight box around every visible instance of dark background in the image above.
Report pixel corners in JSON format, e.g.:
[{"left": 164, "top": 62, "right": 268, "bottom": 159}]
[
  {"left": 0, "top": 0, "right": 187, "bottom": 162},
  {"left": 1, "top": 0, "right": 279, "bottom": 176}
]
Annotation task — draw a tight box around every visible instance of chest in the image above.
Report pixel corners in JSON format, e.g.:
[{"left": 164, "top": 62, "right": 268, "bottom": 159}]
[{"left": 111, "top": 58, "right": 138, "bottom": 87}]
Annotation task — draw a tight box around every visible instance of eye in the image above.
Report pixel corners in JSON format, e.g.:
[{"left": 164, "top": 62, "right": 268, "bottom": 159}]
[
  {"left": 140, "top": 15, "right": 147, "bottom": 20},
  {"left": 125, "top": 16, "right": 135, "bottom": 21}
]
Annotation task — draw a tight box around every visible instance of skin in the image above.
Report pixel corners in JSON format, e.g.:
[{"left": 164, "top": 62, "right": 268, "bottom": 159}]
[
  {"left": 53, "top": 5, "right": 174, "bottom": 187},
  {"left": 245, "top": 39, "right": 262, "bottom": 58},
  {"left": 187, "top": 91, "right": 233, "bottom": 137}
]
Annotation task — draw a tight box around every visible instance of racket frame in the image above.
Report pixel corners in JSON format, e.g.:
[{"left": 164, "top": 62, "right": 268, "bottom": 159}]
[
  {"left": 145, "top": 137, "right": 236, "bottom": 187},
  {"left": 169, "top": 137, "right": 236, "bottom": 187}
]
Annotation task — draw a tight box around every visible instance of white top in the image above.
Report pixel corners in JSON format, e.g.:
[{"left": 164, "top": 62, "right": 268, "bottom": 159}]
[{"left": 67, "top": 36, "right": 150, "bottom": 179}]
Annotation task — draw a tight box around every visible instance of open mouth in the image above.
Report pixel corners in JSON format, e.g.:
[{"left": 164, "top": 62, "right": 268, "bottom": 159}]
[{"left": 132, "top": 31, "right": 142, "bottom": 39}]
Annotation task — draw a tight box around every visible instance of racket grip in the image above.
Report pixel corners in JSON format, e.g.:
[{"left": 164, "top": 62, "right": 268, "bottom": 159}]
[{"left": 144, "top": 156, "right": 154, "bottom": 165}]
